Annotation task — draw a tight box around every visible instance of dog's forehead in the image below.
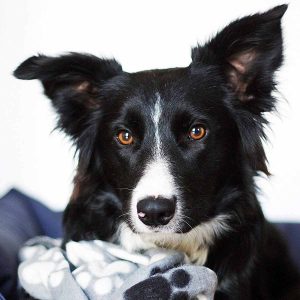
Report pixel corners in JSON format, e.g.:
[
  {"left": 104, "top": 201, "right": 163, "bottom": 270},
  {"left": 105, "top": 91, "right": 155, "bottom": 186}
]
[
  {"left": 128, "top": 67, "right": 188, "bottom": 102},
  {"left": 117, "top": 66, "right": 227, "bottom": 118}
]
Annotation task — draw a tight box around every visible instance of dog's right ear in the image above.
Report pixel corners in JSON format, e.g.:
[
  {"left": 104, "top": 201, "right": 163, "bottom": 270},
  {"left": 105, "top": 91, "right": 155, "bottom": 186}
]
[{"left": 14, "top": 53, "right": 123, "bottom": 139}]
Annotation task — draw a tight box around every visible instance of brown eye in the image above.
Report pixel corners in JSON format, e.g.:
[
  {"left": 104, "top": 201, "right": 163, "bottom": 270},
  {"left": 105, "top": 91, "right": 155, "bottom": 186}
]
[
  {"left": 189, "top": 125, "right": 206, "bottom": 140},
  {"left": 117, "top": 130, "right": 134, "bottom": 145}
]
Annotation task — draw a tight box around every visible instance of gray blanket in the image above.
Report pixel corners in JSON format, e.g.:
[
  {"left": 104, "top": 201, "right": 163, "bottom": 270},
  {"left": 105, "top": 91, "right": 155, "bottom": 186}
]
[{"left": 18, "top": 237, "right": 217, "bottom": 300}]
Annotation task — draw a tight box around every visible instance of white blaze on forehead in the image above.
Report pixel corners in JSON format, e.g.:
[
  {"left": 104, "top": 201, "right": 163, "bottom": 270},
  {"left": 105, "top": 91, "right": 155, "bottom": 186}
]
[
  {"left": 130, "top": 93, "right": 180, "bottom": 232},
  {"left": 153, "top": 93, "right": 162, "bottom": 155},
  {"left": 132, "top": 92, "right": 176, "bottom": 201}
]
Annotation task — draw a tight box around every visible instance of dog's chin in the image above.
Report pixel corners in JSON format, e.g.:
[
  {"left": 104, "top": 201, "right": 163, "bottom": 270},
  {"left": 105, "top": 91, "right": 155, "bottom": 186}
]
[
  {"left": 118, "top": 220, "right": 213, "bottom": 265},
  {"left": 119, "top": 214, "right": 230, "bottom": 266}
]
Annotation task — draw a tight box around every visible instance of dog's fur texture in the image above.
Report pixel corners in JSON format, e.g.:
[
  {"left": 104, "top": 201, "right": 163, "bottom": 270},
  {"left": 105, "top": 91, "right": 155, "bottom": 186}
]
[{"left": 14, "top": 5, "right": 300, "bottom": 299}]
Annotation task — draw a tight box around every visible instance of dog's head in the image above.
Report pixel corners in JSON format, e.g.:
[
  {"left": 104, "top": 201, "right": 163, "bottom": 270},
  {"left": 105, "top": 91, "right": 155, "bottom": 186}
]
[{"left": 14, "top": 5, "right": 286, "bottom": 239}]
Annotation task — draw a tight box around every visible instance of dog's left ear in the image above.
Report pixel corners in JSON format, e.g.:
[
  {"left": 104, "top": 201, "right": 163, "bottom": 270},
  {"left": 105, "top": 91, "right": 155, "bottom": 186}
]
[
  {"left": 192, "top": 4, "right": 287, "bottom": 106},
  {"left": 192, "top": 5, "right": 287, "bottom": 174}
]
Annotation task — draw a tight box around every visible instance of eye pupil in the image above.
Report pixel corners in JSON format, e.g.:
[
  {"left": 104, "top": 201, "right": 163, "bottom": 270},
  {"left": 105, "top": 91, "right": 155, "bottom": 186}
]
[
  {"left": 123, "top": 132, "right": 129, "bottom": 140},
  {"left": 189, "top": 125, "right": 206, "bottom": 140},
  {"left": 192, "top": 127, "right": 200, "bottom": 135}
]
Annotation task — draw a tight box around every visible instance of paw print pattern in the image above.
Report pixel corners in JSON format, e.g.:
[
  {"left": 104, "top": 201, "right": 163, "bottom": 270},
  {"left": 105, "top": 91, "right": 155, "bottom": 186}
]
[
  {"left": 18, "top": 238, "right": 217, "bottom": 300},
  {"left": 124, "top": 266, "right": 217, "bottom": 300}
]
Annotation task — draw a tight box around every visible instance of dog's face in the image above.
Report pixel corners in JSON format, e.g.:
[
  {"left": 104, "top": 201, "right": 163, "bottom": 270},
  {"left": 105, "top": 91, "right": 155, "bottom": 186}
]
[
  {"left": 14, "top": 5, "right": 286, "bottom": 239},
  {"left": 96, "top": 67, "right": 237, "bottom": 234}
]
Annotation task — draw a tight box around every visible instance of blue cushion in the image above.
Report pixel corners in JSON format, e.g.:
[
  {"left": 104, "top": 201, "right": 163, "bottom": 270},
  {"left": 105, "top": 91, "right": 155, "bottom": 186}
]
[
  {"left": 0, "top": 188, "right": 62, "bottom": 299},
  {"left": 275, "top": 223, "right": 300, "bottom": 271},
  {"left": 23, "top": 191, "right": 62, "bottom": 238}
]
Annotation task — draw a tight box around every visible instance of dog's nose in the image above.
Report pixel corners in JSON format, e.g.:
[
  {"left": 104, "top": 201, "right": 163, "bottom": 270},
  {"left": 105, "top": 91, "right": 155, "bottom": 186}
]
[{"left": 137, "top": 196, "right": 176, "bottom": 226}]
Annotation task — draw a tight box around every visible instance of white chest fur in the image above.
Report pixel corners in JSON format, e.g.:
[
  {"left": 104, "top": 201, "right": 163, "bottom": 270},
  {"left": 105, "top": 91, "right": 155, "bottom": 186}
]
[{"left": 117, "top": 214, "right": 230, "bottom": 266}]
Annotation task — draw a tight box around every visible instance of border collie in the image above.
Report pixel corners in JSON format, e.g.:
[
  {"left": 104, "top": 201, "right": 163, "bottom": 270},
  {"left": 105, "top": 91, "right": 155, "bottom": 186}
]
[{"left": 14, "top": 4, "right": 300, "bottom": 299}]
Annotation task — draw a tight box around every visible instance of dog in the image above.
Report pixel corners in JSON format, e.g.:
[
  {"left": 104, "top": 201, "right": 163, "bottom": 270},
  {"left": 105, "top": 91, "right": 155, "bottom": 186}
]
[{"left": 14, "top": 4, "right": 300, "bottom": 299}]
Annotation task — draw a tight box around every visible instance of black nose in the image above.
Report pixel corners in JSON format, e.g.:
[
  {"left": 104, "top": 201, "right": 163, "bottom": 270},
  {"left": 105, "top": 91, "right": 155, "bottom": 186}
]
[{"left": 137, "top": 196, "right": 176, "bottom": 226}]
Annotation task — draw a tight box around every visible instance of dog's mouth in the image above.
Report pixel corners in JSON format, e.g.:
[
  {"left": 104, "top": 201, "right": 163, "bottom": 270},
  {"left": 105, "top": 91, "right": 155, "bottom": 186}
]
[
  {"left": 126, "top": 195, "right": 205, "bottom": 235},
  {"left": 126, "top": 210, "right": 198, "bottom": 237}
]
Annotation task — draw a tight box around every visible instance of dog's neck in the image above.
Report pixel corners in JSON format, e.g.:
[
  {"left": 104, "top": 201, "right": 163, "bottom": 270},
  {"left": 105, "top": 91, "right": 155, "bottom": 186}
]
[{"left": 116, "top": 214, "right": 230, "bottom": 265}]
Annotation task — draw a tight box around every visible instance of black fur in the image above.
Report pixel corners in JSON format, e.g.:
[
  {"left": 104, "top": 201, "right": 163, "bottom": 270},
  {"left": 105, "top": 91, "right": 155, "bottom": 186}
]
[{"left": 14, "top": 5, "right": 300, "bottom": 299}]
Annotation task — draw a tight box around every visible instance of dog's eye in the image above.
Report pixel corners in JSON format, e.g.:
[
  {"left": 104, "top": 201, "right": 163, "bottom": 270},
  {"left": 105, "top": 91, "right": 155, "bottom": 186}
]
[
  {"left": 189, "top": 125, "right": 206, "bottom": 140},
  {"left": 117, "top": 130, "right": 134, "bottom": 145}
]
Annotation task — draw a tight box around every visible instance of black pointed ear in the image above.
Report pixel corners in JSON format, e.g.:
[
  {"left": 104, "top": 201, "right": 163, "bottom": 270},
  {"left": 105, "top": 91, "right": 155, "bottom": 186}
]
[
  {"left": 192, "top": 5, "right": 287, "bottom": 175},
  {"left": 14, "top": 53, "right": 122, "bottom": 138},
  {"left": 14, "top": 53, "right": 123, "bottom": 171},
  {"left": 192, "top": 4, "right": 287, "bottom": 106}
]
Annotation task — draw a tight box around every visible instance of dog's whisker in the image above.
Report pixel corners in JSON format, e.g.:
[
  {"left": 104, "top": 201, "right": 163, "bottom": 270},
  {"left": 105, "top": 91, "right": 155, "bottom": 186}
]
[
  {"left": 117, "top": 212, "right": 131, "bottom": 221},
  {"left": 115, "top": 187, "right": 135, "bottom": 191},
  {"left": 181, "top": 217, "right": 193, "bottom": 231}
]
